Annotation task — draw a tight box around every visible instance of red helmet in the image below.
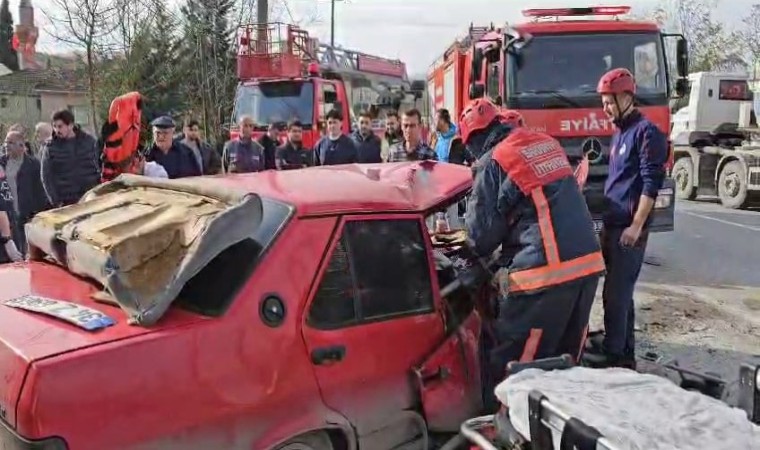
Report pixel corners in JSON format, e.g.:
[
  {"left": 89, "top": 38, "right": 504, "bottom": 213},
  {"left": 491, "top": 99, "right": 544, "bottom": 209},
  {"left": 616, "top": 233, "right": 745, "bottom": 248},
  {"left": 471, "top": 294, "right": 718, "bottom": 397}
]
[
  {"left": 459, "top": 98, "right": 500, "bottom": 144},
  {"left": 597, "top": 68, "right": 636, "bottom": 95},
  {"left": 499, "top": 109, "right": 525, "bottom": 128}
]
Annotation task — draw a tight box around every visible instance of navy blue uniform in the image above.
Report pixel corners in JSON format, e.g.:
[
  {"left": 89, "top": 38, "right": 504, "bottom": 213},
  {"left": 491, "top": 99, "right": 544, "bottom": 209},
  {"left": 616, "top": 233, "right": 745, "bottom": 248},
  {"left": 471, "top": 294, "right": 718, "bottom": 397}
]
[
  {"left": 314, "top": 135, "right": 357, "bottom": 166},
  {"left": 601, "top": 110, "right": 668, "bottom": 361},
  {"left": 467, "top": 124, "right": 604, "bottom": 409}
]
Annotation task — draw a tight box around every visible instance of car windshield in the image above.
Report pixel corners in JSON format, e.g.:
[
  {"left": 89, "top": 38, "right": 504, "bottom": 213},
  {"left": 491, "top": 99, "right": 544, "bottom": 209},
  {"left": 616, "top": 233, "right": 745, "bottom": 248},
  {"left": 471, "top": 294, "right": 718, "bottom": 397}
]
[
  {"left": 234, "top": 81, "right": 315, "bottom": 128},
  {"left": 512, "top": 32, "right": 667, "bottom": 97}
]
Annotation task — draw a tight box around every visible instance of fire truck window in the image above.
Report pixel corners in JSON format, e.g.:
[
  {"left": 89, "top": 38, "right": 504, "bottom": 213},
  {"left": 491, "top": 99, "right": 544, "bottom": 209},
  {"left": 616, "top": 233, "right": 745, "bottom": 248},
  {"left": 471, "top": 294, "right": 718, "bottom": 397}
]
[
  {"left": 319, "top": 84, "right": 339, "bottom": 119},
  {"left": 634, "top": 42, "right": 660, "bottom": 90},
  {"left": 345, "top": 219, "right": 434, "bottom": 321},
  {"left": 307, "top": 238, "right": 358, "bottom": 329},
  {"left": 486, "top": 62, "right": 500, "bottom": 100}
]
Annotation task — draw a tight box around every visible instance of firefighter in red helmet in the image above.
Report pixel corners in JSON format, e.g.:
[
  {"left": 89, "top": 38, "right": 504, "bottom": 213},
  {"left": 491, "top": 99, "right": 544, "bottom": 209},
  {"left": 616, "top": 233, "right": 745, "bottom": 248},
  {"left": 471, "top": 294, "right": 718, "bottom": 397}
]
[
  {"left": 459, "top": 98, "right": 604, "bottom": 410},
  {"left": 583, "top": 68, "right": 669, "bottom": 370}
]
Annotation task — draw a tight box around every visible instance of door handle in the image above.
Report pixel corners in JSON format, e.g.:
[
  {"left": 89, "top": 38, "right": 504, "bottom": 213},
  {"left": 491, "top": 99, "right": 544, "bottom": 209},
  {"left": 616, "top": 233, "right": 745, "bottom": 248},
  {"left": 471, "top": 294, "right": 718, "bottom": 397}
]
[{"left": 311, "top": 345, "right": 346, "bottom": 365}]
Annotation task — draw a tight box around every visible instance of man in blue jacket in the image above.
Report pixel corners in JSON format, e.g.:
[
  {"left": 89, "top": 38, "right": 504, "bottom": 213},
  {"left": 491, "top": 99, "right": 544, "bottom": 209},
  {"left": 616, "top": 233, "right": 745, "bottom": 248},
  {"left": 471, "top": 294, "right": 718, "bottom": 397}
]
[
  {"left": 461, "top": 98, "right": 605, "bottom": 409},
  {"left": 314, "top": 109, "right": 357, "bottom": 166},
  {"left": 584, "top": 68, "right": 669, "bottom": 369}
]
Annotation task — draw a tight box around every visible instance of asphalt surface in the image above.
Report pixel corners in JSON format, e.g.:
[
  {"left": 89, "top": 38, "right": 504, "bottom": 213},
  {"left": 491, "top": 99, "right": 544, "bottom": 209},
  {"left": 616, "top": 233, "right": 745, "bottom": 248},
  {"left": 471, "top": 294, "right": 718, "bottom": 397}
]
[
  {"left": 641, "top": 197, "right": 760, "bottom": 288},
  {"left": 634, "top": 197, "right": 760, "bottom": 406}
]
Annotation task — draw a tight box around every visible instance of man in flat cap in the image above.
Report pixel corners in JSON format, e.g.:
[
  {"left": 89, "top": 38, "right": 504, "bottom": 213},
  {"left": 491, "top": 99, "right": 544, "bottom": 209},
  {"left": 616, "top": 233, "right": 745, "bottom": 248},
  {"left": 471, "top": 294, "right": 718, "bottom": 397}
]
[{"left": 145, "top": 116, "right": 202, "bottom": 179}]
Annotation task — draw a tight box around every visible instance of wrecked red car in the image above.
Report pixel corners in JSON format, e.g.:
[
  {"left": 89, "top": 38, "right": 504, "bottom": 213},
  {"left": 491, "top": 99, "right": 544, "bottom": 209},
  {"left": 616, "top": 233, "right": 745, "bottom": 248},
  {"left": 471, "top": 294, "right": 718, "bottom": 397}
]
[{"left": 0, "top": 162, "right": 486, "bottom": 450}]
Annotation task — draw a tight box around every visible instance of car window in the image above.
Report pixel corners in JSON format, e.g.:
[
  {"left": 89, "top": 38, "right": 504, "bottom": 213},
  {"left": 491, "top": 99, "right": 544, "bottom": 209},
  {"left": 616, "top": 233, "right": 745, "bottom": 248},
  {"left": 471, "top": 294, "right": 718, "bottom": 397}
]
[{"left": 307, "top": 218, "right": 435, "bottom": 329}]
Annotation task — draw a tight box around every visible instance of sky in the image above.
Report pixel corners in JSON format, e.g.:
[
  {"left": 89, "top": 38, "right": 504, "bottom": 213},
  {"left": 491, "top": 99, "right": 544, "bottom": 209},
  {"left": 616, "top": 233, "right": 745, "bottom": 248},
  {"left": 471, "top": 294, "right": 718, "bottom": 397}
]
[{"left": 9, "top": 0, "right": 753, "bottom": 76}]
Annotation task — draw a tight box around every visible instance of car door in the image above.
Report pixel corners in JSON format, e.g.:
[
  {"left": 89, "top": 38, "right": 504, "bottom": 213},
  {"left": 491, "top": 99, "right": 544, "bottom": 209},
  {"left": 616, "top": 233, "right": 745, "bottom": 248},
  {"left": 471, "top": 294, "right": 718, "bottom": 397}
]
[{"left": 301, "top": 215, "right": 446, "bottom": 442}]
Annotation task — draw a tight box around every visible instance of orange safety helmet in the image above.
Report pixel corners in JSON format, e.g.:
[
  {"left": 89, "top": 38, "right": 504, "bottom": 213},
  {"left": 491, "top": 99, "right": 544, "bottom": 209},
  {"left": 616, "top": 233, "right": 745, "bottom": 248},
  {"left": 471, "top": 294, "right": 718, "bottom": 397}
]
[
  {"left": 597, "top": 68, "right": 636, "bottom": 96},
  {"left": 459, "top": 98, "right": 500, "bottom": 145},
  {"left": 460, "top": 99, "right": 525, "bottom": 144}
]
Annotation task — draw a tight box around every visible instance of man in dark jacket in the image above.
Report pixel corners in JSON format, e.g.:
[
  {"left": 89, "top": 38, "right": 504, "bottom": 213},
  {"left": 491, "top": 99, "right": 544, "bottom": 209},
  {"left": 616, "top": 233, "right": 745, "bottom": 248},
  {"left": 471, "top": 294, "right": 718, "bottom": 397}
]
[
  {"left": 584, "top": 69, "right": 669, "bottom": 370},
  {"left": 175, "top": 118, "right": 222, "bottom": 175},
  {"left": 275, "top": 120, "right": 313, "bottom": 170},
  {"left": 258, "top": 122, "right": 283, "bottom": 170},
  {"left": 461, "top": 98, "right": 604, "bottom": 410},
  {"left": 351, "top": 111, "right": 382, "bottom": 163},
  {"left": 222, "top": 115, "right": 267, "bottom": 173},
  {"left": 146, "top": 116, "right": 202, "bottom": 179},
  {"left": 40, "top": 109, "right": 101, "bottom": 207},
  {"left": 0, "top": 164, "right": 22, "bottom": 264},
  {"left": 314, "top": 109, "right": 357, "bottom": 166},
  {"left": 0, "top": 131, "right": 48, "bottom": 255}
]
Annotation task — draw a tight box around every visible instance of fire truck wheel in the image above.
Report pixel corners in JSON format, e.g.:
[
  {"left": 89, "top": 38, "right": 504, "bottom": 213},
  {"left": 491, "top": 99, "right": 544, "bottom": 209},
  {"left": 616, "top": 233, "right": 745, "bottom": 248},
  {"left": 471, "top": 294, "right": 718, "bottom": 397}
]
[
  {"left": 718, "top": 160, "right": 749, "bottom": 209},
  {"left": 275, "top": 431, "right": 334, "bottom": 450},
  {"left": 672, "top": 157, "right": 697, "bottom": 200}
]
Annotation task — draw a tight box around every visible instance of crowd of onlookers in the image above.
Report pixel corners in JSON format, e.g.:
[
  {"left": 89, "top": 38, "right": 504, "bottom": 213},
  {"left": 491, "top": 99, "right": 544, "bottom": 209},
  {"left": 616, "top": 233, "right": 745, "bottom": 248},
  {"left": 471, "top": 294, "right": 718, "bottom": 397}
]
[{"left": 0, "top": 105, "right": 470, "bottom": 264}]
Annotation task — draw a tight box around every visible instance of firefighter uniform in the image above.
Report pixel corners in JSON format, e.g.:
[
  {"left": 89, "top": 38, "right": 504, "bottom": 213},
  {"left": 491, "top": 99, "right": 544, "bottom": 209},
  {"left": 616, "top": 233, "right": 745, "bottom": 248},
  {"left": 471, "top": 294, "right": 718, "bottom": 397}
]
[{"left": 459, "top": 99, "right": 605, "bottom": 409}]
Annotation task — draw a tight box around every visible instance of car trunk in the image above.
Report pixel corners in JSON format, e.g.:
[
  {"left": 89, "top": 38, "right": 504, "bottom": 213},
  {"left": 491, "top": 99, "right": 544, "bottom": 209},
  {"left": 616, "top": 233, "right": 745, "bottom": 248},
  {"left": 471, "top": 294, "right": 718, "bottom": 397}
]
[{"left": 0, "top": 262, "right": 204, "bottom": 428}]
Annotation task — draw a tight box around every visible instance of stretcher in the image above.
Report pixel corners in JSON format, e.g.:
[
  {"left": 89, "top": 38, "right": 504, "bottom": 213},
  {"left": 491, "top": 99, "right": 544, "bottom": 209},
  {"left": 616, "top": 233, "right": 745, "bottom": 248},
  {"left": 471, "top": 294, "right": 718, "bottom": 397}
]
[{"left": 459, "top": 357, "right": 760, "bottom": 450}]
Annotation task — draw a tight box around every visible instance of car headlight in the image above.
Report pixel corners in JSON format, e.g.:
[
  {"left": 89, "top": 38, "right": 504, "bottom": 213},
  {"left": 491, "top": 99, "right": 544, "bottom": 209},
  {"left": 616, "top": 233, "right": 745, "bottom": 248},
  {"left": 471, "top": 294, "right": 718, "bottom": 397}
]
[{"left": 655, "top": 188, "right": 673, "bottom": 209}]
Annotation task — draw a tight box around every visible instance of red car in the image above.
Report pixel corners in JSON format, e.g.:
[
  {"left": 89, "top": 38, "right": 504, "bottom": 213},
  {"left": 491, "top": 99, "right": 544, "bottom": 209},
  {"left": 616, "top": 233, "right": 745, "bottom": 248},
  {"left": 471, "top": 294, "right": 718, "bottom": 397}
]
[{"left": 0, "top": 162, "right": 485, "bottom": 450}]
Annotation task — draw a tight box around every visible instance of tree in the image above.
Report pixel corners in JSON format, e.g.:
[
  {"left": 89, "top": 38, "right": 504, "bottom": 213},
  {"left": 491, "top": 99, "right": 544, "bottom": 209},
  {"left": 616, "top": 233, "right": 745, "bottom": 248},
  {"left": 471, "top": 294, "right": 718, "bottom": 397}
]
[
  {"left": 46, "top": 0, "right": 120, "bottom": 130},
  {"left": 180, "top": 0, "right": 237, "bottom": 145},
  {"left": 638, "top": 0, "right": 745, "bottom": 73},
  {"left": 741, "top": 4, "right": 760, "bottom": 73},
  {"left": 0, "top": 0, "right": 17, "bottom": 70}
]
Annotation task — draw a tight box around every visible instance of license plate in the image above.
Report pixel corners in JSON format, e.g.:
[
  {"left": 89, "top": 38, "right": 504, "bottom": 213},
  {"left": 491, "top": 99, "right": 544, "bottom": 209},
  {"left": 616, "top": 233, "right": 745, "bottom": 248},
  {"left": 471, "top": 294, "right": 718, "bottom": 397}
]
[
  {"left": 593, "top": 220, "right": 603, "bottom": 234},
  {"left": 4, "top": 295, "right": 116, "bottom": 331}
]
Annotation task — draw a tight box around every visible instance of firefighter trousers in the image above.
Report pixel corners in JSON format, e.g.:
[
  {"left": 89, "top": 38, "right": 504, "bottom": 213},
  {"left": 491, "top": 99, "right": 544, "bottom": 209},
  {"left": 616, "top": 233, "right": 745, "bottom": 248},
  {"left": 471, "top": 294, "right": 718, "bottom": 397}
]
[
  {"left": 480, "top": 275, "right": 600, "bottom": 411},
  {"left": 601, "top": 227, "right": 649, "bottom": 357}
]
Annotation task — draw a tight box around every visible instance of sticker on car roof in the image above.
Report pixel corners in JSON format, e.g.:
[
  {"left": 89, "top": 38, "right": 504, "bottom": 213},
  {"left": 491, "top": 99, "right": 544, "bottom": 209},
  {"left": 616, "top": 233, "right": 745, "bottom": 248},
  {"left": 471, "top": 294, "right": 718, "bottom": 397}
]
[{"left": 4, "top": 295, "right": 116, "bottom": 331}]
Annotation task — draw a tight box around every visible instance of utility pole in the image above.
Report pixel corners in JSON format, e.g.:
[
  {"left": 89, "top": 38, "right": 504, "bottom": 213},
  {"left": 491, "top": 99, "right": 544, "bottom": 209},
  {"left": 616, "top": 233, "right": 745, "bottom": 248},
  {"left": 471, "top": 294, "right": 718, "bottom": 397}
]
[
  {"left": 330, "top": 0, "right": 339, "bottom": 47},
  {"left": 257, "top": 0, "right": 268, "bottom": 53}
]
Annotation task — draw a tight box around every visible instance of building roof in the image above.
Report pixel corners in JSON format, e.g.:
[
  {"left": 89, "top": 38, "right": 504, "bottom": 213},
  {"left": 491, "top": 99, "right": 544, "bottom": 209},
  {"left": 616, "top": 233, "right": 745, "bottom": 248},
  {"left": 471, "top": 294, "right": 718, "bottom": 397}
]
[
  {"left": 211, "top": 161, "right": 473, "bottom": 217},
  {"left": 0, "top": 68, "right": 87, "bottom": 94}
]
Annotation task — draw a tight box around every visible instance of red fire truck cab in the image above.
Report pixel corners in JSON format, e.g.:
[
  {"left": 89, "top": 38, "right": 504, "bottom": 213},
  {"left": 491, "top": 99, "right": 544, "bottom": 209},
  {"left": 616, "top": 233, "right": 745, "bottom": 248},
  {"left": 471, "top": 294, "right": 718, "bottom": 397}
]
[
  {"left": 234, "top": 23, "right": 426, "bottom": 148},
  {"left": 427, "top": 6, "right": 689, "bottom": 233}
]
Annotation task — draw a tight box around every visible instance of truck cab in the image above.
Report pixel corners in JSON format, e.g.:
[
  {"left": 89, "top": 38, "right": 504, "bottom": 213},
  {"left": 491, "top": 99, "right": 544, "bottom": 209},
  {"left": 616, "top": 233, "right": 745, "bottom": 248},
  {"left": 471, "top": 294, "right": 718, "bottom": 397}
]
[
  {"left": 455, "top": 6, "right": 689, "bottom": 233},
  {"left": 232, "top": 23, "right": 426, "bottom": 149}
]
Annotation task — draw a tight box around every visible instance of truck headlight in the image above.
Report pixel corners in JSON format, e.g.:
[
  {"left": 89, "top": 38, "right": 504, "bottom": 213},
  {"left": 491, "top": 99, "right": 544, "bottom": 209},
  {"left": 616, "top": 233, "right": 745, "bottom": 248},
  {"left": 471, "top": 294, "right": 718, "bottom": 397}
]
[{"left": 655, "top": 188, "right": 673, "bottom": 209}]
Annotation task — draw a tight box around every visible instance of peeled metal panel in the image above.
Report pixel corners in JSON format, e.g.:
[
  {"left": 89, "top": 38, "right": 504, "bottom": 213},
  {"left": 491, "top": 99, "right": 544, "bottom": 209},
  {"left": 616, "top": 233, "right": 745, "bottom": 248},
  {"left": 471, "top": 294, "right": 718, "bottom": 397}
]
[{"left": 443, "top": 65, "right": 456, "bottom": 114}]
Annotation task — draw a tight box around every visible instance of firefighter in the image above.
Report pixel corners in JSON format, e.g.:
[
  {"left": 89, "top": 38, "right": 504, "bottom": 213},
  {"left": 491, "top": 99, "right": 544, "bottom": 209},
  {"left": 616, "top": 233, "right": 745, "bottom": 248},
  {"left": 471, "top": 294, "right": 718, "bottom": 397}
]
[
  {"left": 583, "top": 68, "right": 669, "bottom": 369},
  {"left": 459, "top": 98, "right": 605, "bottom": 410}
]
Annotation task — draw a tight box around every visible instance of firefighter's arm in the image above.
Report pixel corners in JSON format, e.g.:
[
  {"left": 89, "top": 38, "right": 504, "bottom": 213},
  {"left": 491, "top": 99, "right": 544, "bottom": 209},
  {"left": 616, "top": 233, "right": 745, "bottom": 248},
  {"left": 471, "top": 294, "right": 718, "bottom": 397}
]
[
  {"left": 632, "top": 124, "right": 668, "bottom": 228},
  {"left": 465, "top": 159, "right": 514, "bottom": 258}
]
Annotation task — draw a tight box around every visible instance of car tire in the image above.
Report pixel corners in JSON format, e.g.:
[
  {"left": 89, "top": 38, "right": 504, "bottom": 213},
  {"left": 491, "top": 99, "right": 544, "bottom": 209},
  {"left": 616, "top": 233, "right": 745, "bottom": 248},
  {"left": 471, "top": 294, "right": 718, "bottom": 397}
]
[
  {"left": 672, "top": 156, "right": 697, "bottom": 200},
  {"left": 717, "top": 160, "right": 748, "bottom": 209},
  {"left": 275, "top": 431, "right": 334, "bottom": 450}
]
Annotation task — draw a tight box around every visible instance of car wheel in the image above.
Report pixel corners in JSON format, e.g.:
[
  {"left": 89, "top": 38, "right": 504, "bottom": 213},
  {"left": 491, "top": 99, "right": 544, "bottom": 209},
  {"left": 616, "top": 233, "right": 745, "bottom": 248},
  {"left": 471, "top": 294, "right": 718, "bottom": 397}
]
[
  {"left": 672, "top": 156, "right": 697, "bottom": 200},
  {"left": 276, "top": 431, "right": 334, "bottom": 450},
  {"left": 717, "top": 160, "right": 748, "bottom": 209}
]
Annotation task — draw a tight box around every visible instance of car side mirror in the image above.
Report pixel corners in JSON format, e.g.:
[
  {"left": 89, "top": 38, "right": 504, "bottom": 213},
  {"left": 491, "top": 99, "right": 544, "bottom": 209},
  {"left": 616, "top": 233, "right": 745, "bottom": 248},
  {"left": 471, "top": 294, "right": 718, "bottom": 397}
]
[{"left": 469, "top": 83, "right": 485, "bottom": 100}]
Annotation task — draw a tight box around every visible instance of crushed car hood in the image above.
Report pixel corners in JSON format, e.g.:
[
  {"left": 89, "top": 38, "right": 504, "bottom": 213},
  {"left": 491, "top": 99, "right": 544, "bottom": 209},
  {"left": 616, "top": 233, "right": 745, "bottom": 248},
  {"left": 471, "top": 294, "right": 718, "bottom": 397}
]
[{"left": 0, "top": 262, "right": 204, "bottom": 426}]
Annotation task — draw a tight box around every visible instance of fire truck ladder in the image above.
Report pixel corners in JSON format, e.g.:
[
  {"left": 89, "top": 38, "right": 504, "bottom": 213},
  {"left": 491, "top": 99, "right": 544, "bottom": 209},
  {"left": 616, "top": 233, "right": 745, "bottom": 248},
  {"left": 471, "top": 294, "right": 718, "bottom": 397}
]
[{"left": 315, "top": 43, "right": 408, "bottom": 81}]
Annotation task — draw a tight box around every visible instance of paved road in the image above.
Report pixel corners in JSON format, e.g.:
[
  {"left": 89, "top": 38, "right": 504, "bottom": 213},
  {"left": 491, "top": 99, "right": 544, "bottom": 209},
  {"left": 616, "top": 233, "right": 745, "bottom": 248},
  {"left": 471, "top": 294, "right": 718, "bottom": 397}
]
[{"left": 642, "top": 197, "right": 760, "bottom": 288}]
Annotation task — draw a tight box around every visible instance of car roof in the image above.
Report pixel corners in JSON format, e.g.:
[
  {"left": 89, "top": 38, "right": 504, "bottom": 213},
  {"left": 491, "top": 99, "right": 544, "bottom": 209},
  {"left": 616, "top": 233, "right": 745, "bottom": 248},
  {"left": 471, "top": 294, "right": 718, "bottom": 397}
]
[{"left": 210, "top": 162, "right": 472, "bottom": 217}]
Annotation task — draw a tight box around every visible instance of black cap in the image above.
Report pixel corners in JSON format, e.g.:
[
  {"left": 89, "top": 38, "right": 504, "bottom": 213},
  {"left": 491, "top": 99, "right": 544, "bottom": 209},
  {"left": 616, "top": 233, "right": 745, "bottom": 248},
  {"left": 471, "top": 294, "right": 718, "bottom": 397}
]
[{"left": 151, "top": 115, "right": 176, "bottom": 129}]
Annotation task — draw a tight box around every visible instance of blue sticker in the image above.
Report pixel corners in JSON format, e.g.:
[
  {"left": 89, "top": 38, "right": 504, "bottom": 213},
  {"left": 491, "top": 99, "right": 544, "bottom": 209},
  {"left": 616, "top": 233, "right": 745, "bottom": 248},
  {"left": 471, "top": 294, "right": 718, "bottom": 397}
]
[{"left": 4, "top": 295, "right": 116, "bottom": 331}]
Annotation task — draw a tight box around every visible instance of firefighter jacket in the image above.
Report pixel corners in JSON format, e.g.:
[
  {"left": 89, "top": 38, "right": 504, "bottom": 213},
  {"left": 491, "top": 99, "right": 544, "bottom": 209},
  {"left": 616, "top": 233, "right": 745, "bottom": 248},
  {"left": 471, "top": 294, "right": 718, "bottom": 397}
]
[{"left": 466, "top": 125, "right": 605, "bottom": 294}]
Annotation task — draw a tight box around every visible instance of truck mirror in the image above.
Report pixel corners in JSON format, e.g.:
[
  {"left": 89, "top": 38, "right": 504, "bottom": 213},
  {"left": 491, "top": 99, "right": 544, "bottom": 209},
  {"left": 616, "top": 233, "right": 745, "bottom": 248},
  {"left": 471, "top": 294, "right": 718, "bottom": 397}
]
[
  {"left": 493, "top": 95, "right": 503, "bottom": 106},
  {"left": 469, "top": 83, "right": 485, "bottom": 99},
  {"left": 676, "top": 38, "right": 688, "bottom": 77},
  {"left": 675, "top": 78, "right": 688, "bottom": 98},
  {"left": 324, "top": 91, "right": 338, "bottom": 104}
]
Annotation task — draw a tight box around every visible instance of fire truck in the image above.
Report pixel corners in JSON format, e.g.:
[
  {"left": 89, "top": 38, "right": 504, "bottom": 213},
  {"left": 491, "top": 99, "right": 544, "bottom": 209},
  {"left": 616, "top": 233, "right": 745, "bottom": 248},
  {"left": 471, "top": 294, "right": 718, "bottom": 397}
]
[
  {"left": 233, "top": 23, "right": 426, "bottom": 148},
  {"left": 427, "top": 6, "right": 690, "bottom": 233}
]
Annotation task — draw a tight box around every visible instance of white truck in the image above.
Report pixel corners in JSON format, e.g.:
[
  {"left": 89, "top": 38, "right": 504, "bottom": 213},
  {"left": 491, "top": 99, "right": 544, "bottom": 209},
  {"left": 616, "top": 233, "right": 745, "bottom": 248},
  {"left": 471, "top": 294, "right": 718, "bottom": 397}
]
[{"left": 670, "top": 71, "right": 760, "bottom": 209}]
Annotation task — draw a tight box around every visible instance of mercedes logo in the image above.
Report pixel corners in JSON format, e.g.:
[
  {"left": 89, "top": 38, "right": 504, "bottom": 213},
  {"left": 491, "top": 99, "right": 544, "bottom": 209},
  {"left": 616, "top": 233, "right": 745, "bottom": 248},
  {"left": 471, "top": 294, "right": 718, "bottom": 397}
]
[{"left": 581, "top": 138, "right": 604, "bottom": 165}]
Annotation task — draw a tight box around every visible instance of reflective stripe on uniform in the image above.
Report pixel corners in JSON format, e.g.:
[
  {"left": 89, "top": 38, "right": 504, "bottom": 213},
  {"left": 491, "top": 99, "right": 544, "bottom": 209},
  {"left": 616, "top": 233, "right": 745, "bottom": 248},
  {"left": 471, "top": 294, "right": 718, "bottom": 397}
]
[{"left": 507, "top": 185, "right": 604, "bottom": 293}]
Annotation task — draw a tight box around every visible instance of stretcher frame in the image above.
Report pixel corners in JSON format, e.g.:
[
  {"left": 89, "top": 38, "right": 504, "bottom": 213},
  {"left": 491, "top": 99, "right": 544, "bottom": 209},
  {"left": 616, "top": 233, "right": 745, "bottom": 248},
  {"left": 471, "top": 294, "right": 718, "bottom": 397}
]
[
  {"left": 460, "top": 361, "right": 760, "bottom": 450},
  {"left": 460, "top": 390, "right": 618, "bottom": 450}
]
